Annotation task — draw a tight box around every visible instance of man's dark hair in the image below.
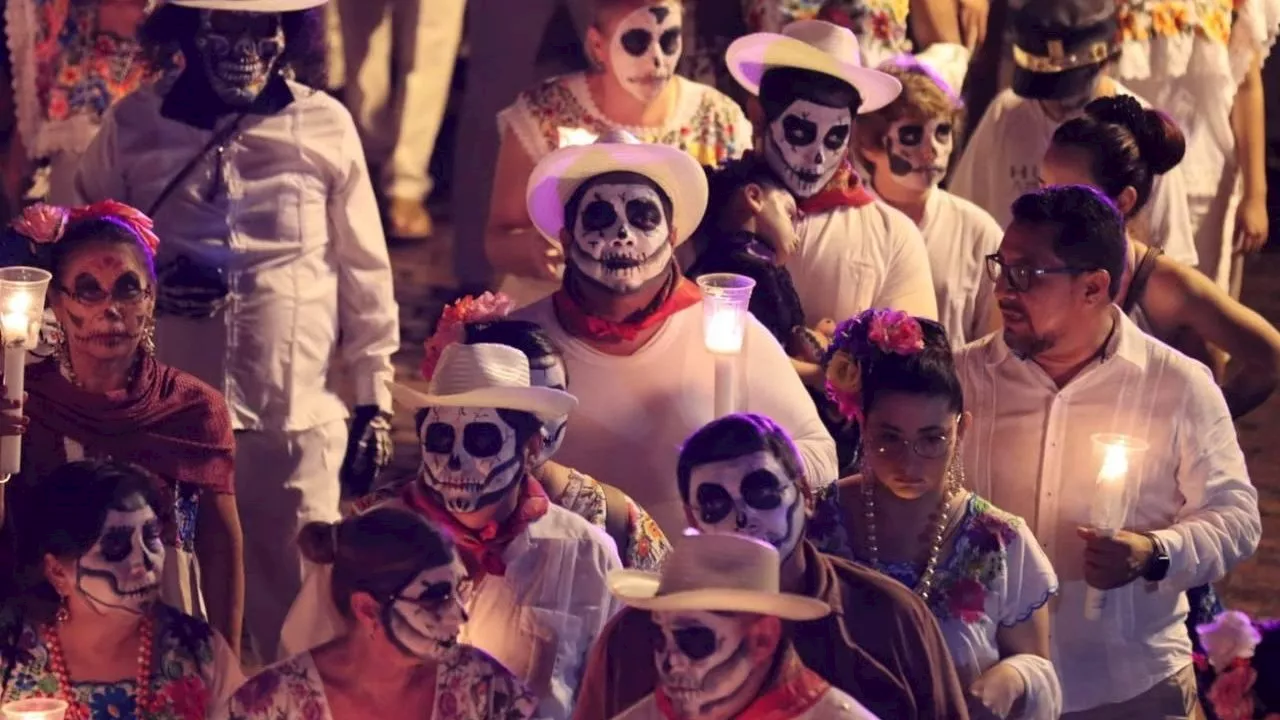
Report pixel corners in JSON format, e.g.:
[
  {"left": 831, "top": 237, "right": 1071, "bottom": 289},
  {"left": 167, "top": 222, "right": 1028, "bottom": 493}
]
[
  {"left": 676, "top": 413, "right": 807, "bottom": 503},
  {"left": 1009, "top": 184, "right": 1128, "bottom": 299},
  {"left": 758, "top": 67, "right": 862, "bottom": 122}
]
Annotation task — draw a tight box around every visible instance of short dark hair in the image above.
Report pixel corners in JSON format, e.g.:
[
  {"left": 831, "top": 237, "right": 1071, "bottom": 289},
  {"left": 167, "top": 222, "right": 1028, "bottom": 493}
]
[
  {"left": 677, "top": 413, "right": 806, "bottom": 502},
  {"left": 563, "top": 171, "right": 674, "bottom": 234},
  {"left": 698, "top": 152, "right": 787, "bottom": 238},
  {"left": 1009, "top": 185, "right": 1128, "bottom": 299},
  {"left": 758, "top": 67, "right": 862, "bottom": 122}
]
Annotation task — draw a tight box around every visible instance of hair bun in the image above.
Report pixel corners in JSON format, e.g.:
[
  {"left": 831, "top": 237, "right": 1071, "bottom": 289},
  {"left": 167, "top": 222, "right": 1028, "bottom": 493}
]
[
  {"left": 1085, "top": 96, "right": 1186, "bottom": 175},
  {"left": 297, "top": 520, "right": 340, "bottom": 565}
]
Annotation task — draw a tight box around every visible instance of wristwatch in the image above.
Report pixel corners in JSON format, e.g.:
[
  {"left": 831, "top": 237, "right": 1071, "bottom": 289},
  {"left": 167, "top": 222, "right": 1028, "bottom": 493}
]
[{"left": 1142, "top": 532, "right": 1171, "bottom": 582}]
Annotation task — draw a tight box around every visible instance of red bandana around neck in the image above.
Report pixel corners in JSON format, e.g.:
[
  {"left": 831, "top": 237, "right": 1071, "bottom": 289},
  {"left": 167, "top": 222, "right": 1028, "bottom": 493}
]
[
  {"left": 552, "top": 264, "right": 701, "bottom": 343},
  {"left": 653, "top": 656, "right": 830, "bottom": 720},
  {"left": 401, "top": 476, "right": 550, "bottom": 581},
  {"left": 798, "top": 160, "right": 876, "bottom": 215}
]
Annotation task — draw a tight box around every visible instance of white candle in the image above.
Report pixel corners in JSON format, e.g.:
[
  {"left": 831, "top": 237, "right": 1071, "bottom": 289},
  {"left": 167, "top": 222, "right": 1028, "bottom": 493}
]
[
  {"left": 1084, "top": 438, "right": 1136, "bottom": 620},
  {"left": 0, "top": 290, "right": 35, "bottom": 482},
  {"left": 704, "top": 307, "right": 743, "bottom": 354},
  {"left": 1, "top": 698, "right": 68, "bottom": 720}
]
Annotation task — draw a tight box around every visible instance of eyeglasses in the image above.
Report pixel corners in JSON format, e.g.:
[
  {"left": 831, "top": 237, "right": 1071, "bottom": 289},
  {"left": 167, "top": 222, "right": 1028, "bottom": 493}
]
[
  {"left": 58, "top": 284, "right": 154, "bottom": 306},
  {"left": 866, "top": 429, "right": 957, "bottom": 461},
  {"left": 984, "top": 254, "right": 1094, "bottom": 293}
]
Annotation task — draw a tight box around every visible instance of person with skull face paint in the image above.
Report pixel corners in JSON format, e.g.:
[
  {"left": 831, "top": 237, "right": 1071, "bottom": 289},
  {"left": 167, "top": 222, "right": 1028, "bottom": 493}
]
[
  {"left": 486, "top": 0, "right": 753, "bottom": 308},
  {"left": 0, "top": 460, "right": 243, "bottom": 719},
  {"left": 0, "top": 201, "right": 243, "bottom": 657},
  {"left": 515, "top": 131, "right": 838, "bottom": 536},
  {"left": 723, "top": 20, "right": 939, "bottom": 367},
  {"left": 230, "top": 507, "right": 538, "bottom": 720},
  {"left": 809, "top": 309, "right": 1062, "bottom": 719},
  {"left": 948, "top": 0, "right": 1200, "bottom": 270},
  {"left": 853, "top": 57, "right": 1003, "bottom": 346},
  {"left": 574, "top": 412, "right": 970, "bottom": 720},
  {"left": 607, "top": 531, "right": 877, "bottom": 719},
  {"left": 67, "top": 0, "right": 400, "bottom": 664}
]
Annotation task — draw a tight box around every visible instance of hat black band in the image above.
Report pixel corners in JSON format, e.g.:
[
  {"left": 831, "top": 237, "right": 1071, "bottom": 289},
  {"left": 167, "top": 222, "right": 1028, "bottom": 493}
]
[{"left": 1013, "top": 37, "right": 1119, "bottom": 73}]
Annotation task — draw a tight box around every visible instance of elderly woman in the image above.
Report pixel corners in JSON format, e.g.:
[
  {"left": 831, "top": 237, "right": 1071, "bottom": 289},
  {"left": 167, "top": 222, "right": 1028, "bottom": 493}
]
[
  {"left": 0, "top": 460, "right": 242, "bottom": 718},
  {"left": 0, "top": 201, "right": 242, "bottom": 653},
  {"left": 230, "top": 507, "right": 537, "bottom": 719}
]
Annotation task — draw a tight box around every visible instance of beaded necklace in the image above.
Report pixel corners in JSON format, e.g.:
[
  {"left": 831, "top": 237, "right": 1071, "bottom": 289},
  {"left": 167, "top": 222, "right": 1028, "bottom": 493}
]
[
  {"left": 40, "top": 614, "right": 158, "bottom": 720},
  {"left": 861, "top": 479, "right": 959, "bottom": 602}
]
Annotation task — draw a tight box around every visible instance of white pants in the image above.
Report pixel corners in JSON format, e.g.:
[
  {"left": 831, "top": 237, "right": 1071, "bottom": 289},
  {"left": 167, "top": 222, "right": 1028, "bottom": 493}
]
[
  {"left": 336, "top": 0, "right": 464, "bottom": 201},
  {"left": 235, "top": 419, "right": 347, "bottom": 664}
]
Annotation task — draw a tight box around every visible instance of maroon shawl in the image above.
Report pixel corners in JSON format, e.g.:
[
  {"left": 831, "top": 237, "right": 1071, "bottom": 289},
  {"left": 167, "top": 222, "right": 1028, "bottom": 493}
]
[{"left": 22, "top": 356, "right": 235, "bottom": 493}]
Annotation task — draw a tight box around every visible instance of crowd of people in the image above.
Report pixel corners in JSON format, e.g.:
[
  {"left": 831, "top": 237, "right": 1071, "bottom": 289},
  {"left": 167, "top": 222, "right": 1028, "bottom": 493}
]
[{"left": 0, "top": 0, "right": 1278, "bottom": 718}]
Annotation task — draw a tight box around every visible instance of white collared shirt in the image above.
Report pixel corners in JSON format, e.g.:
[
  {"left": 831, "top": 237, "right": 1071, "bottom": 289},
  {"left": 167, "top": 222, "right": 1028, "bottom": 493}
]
[
  {"left": 954, "top": 310, "right": 1260, "bottom": 711},
  {"left": 917, "top": 189, "right": 1003, "bottom": 345},
  {"left": 66, "top": 81, "right": 399, "bottom": 431}
]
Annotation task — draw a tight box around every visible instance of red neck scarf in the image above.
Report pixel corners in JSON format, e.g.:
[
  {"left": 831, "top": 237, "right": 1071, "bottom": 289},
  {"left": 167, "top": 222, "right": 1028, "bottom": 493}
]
[
  {"left": 552, "top": 263, "right": 701, "bottom": 344},
  {"left": 401, "top": 476, "right": 550, "bottom": 581},
  {"left": 653, "top": 657, "right": 831, "bottom": 720},
  {"left": 798, "top": 161, "right": 875, "bottom": 215},
  {"left": 22, "top": 357, "right": 234, "bottom": 490}
]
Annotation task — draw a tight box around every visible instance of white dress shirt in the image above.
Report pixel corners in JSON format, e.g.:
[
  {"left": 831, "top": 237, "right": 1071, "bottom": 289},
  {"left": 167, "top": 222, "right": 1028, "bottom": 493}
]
[
  {"left": 67, "top": 80, "right": 399, "bottom": 431},
  {"left": 918, "top": 189, "right": 1002, "bottom": 345},
  {"left": 954, "top": 310, "right": 1260, "bottom": 712}
]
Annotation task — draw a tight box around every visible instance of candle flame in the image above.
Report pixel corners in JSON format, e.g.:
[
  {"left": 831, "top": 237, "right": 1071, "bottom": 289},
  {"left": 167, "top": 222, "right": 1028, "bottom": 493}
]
[
  {"left": 1099, "top": 443, "right": 1129, "bottom": 483},
  {"left": 5, "top": 292, "right": 31, "bottom": 315},
  {"left": 704, "top": 308, "right": 742, "bottom": 354}
]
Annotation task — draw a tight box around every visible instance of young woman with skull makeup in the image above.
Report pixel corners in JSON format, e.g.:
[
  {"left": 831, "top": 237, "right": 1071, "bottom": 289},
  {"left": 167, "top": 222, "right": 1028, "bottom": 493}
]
[
  {"left": 575, "top": 412, "right": 970, "bottom": 720},
  {"left": 810, "top": 309, "right": 1061, "bottom": 719},
  {"left": 230, "top": 507, "right": 537, "bottom": 720},
  {"left": 0, "top": 202, "right": 243, "bottom": 657},
  {"left": 0, "top": 460, "right": 243, "bottom": 719},
  {"left": 486, "top": 0, "right": 752, "bottom": 306},
  {"left": 854, "top": 57, "right": 1002, "bottom": 346}
]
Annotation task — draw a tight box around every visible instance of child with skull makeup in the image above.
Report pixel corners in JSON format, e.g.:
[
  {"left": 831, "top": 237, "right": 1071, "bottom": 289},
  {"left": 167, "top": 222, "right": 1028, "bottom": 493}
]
[
  {"left": 0, "top": 460, "right": 243, "bottom": 719},
  {"left": 574, "top": 412, "right": 970, "bottom": 720},
  {"left": 853, "top": 57, "right": 1003, "bottom": 346},
  {"left": 229, "top": 508, "right": 537, "bottom": 719}
]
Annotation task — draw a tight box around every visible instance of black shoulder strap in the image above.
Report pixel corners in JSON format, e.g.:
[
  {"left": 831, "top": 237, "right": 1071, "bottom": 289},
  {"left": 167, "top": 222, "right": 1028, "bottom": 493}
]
[
  {"left": 145, "top": 112, "right": 248, "bottom": 218},
  {"left": 1122, "top": 246, "right": 1164, "bottom": 314}
]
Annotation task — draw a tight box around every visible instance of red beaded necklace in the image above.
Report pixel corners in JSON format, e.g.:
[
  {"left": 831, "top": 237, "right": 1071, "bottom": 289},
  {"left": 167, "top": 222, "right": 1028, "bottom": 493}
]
[{"left": 40, "top": 614, "right": 158, "bottom": 720}]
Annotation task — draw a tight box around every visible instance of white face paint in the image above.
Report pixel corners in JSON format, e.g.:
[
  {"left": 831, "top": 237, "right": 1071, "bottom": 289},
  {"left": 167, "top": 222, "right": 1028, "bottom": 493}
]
[
  {"left": 76, "top": 495, "right": 164, "bottom": 615},
  {"left": 385, "top": 561, "right": 467, "bottom": 661},
  {"left": 653, "top": 610, "right": 757, "bottom": 719},
  {"left": 608, "top": 3, "right": 682, "bottom": 103},
  {"left": 529, "top": 362, "right": 569, "bottom": 464},
  {"left": 419, "top": 406, "right": 525, "bottom": 513},
  {"left": 687, "top": 451, "right": 804, "bottom": 561},
  {"left": 882, "top": 117, "right": 955, "bottom": 193},
  {"left": 569, "top": 181, "right": 673, "bottom": 294},
  {"left": 764, "top": 99, "right": 853, "bottom": 198},
  {"left": 194, "top": 10, "right": 285, "bottom": 107}
]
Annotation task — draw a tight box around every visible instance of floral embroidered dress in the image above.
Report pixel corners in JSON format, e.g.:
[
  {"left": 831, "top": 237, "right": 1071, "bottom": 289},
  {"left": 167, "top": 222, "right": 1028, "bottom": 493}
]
[
  {"left": 498, "top": 73, "right": 752, "bottom": 167},
  {"left": 743, "top": 0, "right": 912, "bottom": 68},
  {"left": 0, "top": 604, "right": 243, "bottom": 720},
  {"left": 228, "top": 645, "right": 538, "bottom": 720}
]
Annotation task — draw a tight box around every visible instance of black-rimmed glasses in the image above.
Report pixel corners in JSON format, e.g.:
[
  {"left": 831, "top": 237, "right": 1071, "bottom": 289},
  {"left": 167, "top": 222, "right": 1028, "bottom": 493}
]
[{"left": 984, "top": 254, "right": 1093, "bottom": 293}]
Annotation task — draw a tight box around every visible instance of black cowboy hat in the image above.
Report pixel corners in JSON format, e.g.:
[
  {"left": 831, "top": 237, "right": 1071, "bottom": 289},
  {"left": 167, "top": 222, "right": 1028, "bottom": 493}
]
[{"left": 1010, "top": 0, "right": 1122, "bottom": 100}]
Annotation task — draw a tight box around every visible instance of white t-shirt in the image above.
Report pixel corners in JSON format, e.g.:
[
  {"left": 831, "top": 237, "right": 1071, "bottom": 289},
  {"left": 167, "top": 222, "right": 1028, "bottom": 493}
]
[
  {"left": 514, "top": 299, "right": 839, "bottom": 535},
  {"left": 613, "top": 684, "right": 879, "bottom": 719},
  {"left": 789, "top": 200, "right": 938, "bottom": 326},
  {"left": 949, "top": 84, "right": 1199, "bottom": 267},
  {"left": 917, "top": 189, "right": 1003, "bottom": 345}
]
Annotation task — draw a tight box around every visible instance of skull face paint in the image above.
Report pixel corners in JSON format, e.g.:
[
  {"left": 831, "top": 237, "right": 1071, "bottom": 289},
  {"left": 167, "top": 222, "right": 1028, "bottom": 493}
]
[
  {"left": 883, "top": 118, "right": 954, "bottom": 193},
  {"left": 569, "top": 181, "right": 673, "bottom": 294},
  {"left": 52, "top": 243, "right": 155, "bottom": 364},
  {"left": 384, "top": 561, "right": 468, "bottom": 661},
  {"left": 529, "top": 361, "right": 569, "bottom": 464},
  {"left": 608, "top": 3, "right": 682, "bottom": 103},
  {"left": 419, "top": 406, "right": 525, "bottom": 513},
  {"left": 764, "top": 99, "right": 853, "bottom": 199},
  {"left": 194, "top": 10, "right": 284, "bottom": 107},
  {"left": 653, "top": 610, "right": 757, "bottom": 719},
  {"left": 687, "top": 451, "right": 804, "bottom": 561},
  {"left": 76, "top": 494, "right": 164, "bottom": 615}
]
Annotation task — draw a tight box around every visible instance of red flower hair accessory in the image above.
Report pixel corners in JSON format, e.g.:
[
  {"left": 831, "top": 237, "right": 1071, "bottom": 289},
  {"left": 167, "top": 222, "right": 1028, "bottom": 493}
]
[
  {"left": 822, "top": 308, "right": 928, "bottom": 423},
  {"left": 11, "top": 200, "right": 160, "bottom": 257},
  {"left": 1197, "top": 610, "right": 1265, "bottom": 720},
  {"left": 420, "top": 292, "right": 515, "bottom": 381}
]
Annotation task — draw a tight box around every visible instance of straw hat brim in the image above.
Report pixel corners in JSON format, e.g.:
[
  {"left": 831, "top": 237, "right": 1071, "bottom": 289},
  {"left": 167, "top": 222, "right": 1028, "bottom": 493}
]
[
  {"left": 608, "top": 570, "right": 831, "bottom": 621},
  {"left": 726, "top": 32, "right": 902, "bottom": 114},
  {"left": 387, "top": 382, "right": 577, "bottom": 422},
  {"left": 525, "top": 142, "right": 708, "bottom": 247},
  {"left": 166, "top": 0, "right": 328, "bottom": 11}
]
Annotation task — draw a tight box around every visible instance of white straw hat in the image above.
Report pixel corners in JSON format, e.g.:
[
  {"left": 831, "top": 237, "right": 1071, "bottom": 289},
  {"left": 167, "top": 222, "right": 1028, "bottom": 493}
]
[
  {"left": 164, "top": 0, "right": 328, "bottom": 12},
  {"left": 726, "top": 20, "right": 902, "bottom": 113},
  {"left": 609, "top": 533, "right": 830, "bottom": 621},
  {"left": 387, "top": 343, "right": 577, "bottom": 421},
  {"left": 525, "top": 129, "right": 708, "bottom": 247}
]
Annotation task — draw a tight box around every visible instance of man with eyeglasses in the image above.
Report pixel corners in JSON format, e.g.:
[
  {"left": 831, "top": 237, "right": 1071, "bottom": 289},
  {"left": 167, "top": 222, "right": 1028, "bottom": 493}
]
[
  {"left": 955, "top": 184, "right": 1260, "bottom": 718},
  {"left": 573, "top": 412, "right": 970, "bottom": 720}
]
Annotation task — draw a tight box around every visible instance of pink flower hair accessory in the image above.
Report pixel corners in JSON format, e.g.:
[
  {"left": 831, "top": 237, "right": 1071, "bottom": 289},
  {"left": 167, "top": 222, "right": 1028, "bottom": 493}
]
[
  {"left": 822, "top": 308, "right": 930, "bottom": 423},
  {"left": 10, "top": 200, "right": 160, "bottom": 257},
  {"left": 420, "top": 292, "right": 515, "bottom": 381},
  {"left": 1197, "top": 610, "right": 1265, "bottom": 720},
  {"left": 12, "top": 203, "right": 70, "bottom": 244}
]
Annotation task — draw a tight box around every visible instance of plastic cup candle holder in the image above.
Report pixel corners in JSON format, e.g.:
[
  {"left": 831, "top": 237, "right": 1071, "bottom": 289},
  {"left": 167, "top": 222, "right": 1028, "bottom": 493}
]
[
  {"left": 1, "top": 698, "right": 69, "bottom": 720},
  {"left": 0, "top": 267, "right": 53, "bottom": 483},
  {"left": 697, "top": 273, "right": 756, "bottom": 417},
  {"left": 1083, "top": 433, "right": 1150, "bottom": 620}
]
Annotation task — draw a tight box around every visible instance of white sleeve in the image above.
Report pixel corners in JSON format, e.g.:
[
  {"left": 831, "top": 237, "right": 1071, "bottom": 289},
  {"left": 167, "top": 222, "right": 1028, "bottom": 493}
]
[
  {"left": 1151, "top": 364, "right": 1261, "bottom": 590},
  {"left": 998, "top": 520, "right": 1059, "bottom": 628},
  {"left": 330, "top": 109, "right": 400, "bottom": 413},
  {"left": 1145, "top": 166, "right": 1199, "bottom": 267},
  {"left": 205, "top": 630, "right": 247, "bottom": 720},
  {"left": 876, "top": 212, "right": 939, "bottom": 320},
  {"left": 63, "top": 104, "right": 124, "bottom": 206},
  {"left": 1003, "top": 653, "right": 1063, "bottom": 720},
  {"left": 742, "top": 316, "right": 839, "bottom": 489},
  {"left": 730, "top": 100, "right": 754, "bottom": 155}
]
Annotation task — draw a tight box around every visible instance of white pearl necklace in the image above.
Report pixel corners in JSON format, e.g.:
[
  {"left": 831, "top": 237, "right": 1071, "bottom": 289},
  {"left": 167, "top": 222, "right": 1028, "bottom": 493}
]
[{"left": 861, "top": 478, "right": 958, "bottom": 602}]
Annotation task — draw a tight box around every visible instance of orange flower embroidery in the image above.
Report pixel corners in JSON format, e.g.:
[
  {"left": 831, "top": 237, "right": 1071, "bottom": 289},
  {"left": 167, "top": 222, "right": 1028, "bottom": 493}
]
[
  {"left": 1199, "top": 5, "right": 1231, "bottom": 45},
  {"left": 1119, "top": 7, "right": 1150, "bottom": 41}
]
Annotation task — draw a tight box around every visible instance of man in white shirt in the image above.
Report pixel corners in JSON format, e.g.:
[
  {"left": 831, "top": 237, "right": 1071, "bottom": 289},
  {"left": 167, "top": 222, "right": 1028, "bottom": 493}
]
[
  {"left": 948, "top": 0, "right": 1200, "bottom": 269},
  {"left": 514, "top": 131, "right": 838, "bottom": 535},
  {"left": 67, "top": 0, "right": 400, "bottom": 662},
  {"left": 955, "top": 184, "right": 1260, "bottom": 717}
]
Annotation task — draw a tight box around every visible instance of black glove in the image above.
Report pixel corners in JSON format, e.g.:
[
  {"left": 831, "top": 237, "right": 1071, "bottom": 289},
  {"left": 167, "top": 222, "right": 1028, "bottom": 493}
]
[{"left": 340, "top": 405, "right": 394, "bottom": 498}]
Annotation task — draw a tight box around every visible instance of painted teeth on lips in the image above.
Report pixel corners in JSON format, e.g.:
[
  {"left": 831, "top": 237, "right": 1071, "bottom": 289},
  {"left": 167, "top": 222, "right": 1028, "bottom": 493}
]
[{"left": 602, "top": 255, "right": 644, "bottom": 271}]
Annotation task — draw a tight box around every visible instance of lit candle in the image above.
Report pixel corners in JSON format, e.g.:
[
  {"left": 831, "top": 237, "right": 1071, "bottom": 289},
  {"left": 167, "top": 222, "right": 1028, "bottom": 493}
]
[
  {"left": 1, "top": 698, "right": 68, "bottom": 720},
  {"left": 704, "top": 307, "right": 743, "bottom": 354},
  {"left": 0, "top": 267, "right": 52, "bottom": 483},
  {"left": 1084, "top": 434, "right": 1148, "bottom": 620},
  {"left": 1, "top": 291, "right": 33, "bottom": 346},
  {"left": 557, "top": 127, "right": 599, "bottom": 148},
  {"left": 697, "top": 274, "right": 756, "bottom": 418}
]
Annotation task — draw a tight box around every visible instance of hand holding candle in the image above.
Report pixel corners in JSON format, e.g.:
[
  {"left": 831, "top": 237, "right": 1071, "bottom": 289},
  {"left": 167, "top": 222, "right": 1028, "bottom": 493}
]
[
  {"left": 0, "top": 267, "right": 53, "bottom": 483},
  {"left": 697, "top": 273, "right": 756, "bottom": 417},
  {"left": 1083, "top": 433, "right": 1150, "bottom": 620}
]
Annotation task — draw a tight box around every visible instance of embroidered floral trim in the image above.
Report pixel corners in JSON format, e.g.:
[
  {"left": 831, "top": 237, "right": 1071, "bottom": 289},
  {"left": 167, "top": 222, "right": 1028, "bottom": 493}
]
[
  {"left": 1116, "top": 0, "right": 1233, "bottom": 46},
  {"left": 420, "top": 293, "right": 514, "bottom": 381}
]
